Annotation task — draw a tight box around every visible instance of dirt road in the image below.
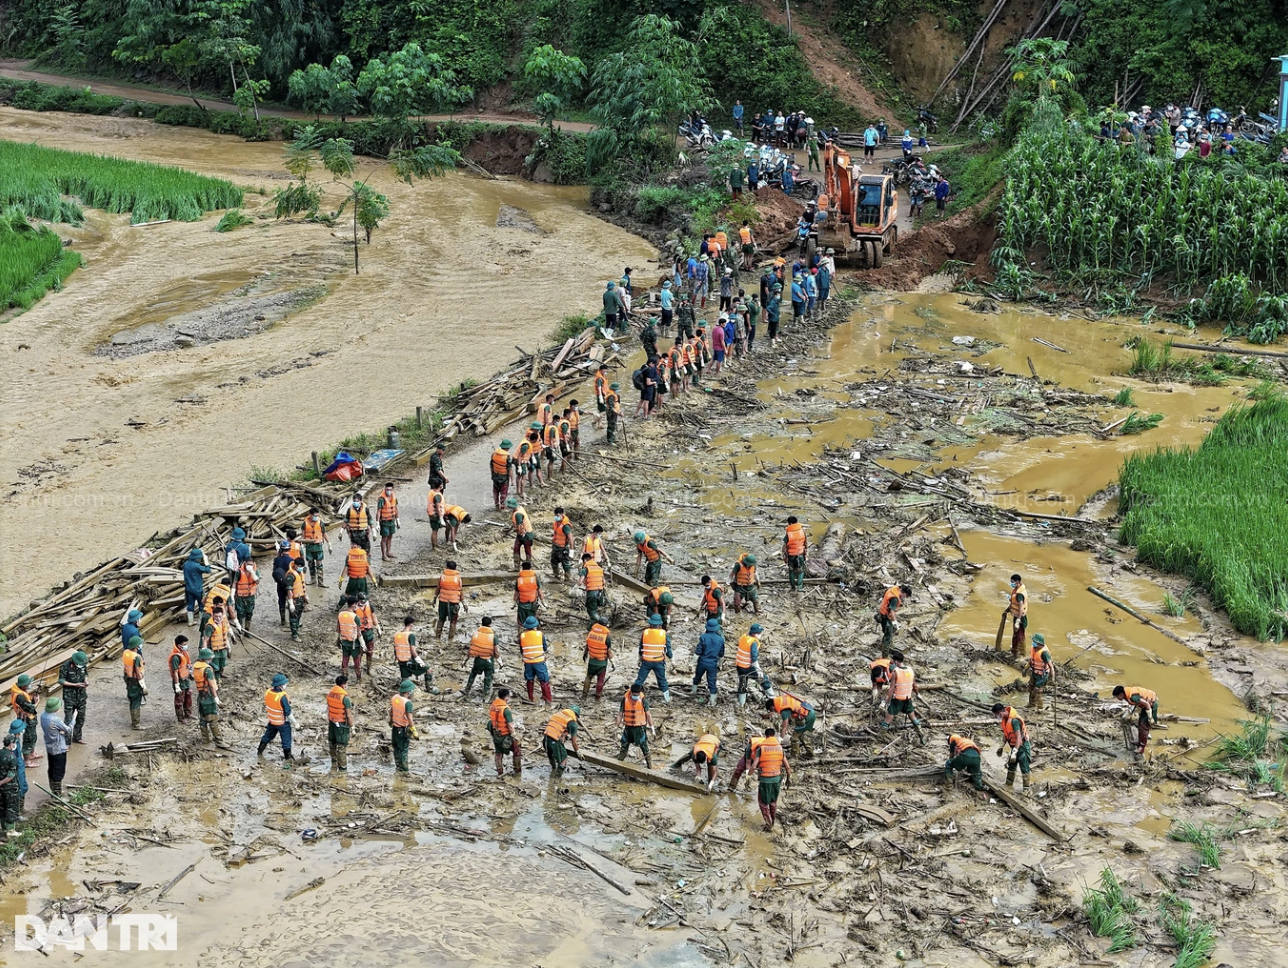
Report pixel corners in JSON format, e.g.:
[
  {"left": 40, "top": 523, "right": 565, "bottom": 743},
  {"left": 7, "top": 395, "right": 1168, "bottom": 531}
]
[{"left": 0, "top": 108, "right": 652, "bottom": 617}]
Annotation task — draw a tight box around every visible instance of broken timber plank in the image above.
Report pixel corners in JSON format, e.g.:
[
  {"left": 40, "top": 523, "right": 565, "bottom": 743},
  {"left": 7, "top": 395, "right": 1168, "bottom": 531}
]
[
  {"left": 982, "top": 778, "right": 1066, "bottom": 841},
  {"left": 378, "top": 571, "right": 517, "bottom": 589},
  {"left": 574, "top": 749, "right": 712, "bottom": 795}
]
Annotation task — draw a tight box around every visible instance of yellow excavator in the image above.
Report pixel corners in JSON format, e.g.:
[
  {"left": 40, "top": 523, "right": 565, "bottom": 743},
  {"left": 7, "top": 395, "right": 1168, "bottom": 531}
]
[{"left": 813, "top": 142, "right": 898, "bottom": 267}]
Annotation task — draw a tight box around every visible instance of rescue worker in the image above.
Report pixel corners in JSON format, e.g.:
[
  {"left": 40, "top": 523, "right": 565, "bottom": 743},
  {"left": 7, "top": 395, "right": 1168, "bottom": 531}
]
[
  {"left": 11, "top": 674, "right": 40, "bottom": 765},
  {"left": 327, "top": 675, "right": 353, "bottom": 772},
  {"left": 692, "top": 618, "right": 725, "bottom": 707},
  {"left": 506, "top": 497, "right": 535, "bottom": 568},
  {"left": 427, "top": 443, "right": 449, "bottom": 493},
  {"left": 442, "top": 502, "right": 470, "bottom": 552},
  {"left": 520, "top": 616, "right": 554, "bottom": 705},
  {"left": 736, "top": 624, "right": 774, "bottom": 705},
  {"left": 512, "top": 435, "right": 533, "bottom": 497},
  {"left": 699, "top": 575, "right": 725, "bottom": 625},
  {"left": 183, "top": 548, "right": 211, "bottom": 626},
  {"left": 567, "top": 400, "right": 583, "bottom": 458},
  {"left": 514, "top": 559, "right": 544, "bottom": 627},
  {"left": 301, "top": 507, "right": 332, "bottom": 585},
  {"left": 272, "top": 541, "right": 294, "bottom": 626},
  {"left": 730, "top": 553, "right": 760, "bottom": 615},
  {"left": 0, "top": 734, "right": 21, "bottom": 837},
  {"left": 121, "top": 608, "right": 143, "bottom": 649},
  {"left": 605, "top": 382, "right": 623, "bottom": 445},
  {"left": 690, "top": 733, "right": 721, "bottom": 789},
  {"left": 1028, "top": 632, "right": 1055, "bottom": 708},
  {"left": 633, "top": 530, "right": 672, "bottom": 586},
  {"left": 345, "top": 496, "right": 373, "bottom": 552},
  {"left": 193, "top": 648, "right": 222, "bottom": 745},
  {"left": 593, "top": 366, "right": 608, "bottom": 429},
  {"left": 355, "top": 593, "right": 380, "bottom": 669},
  {"left": 7, "top": 720, "right": 27, "bottom": 816},
  {"left": 767, "top": 691, "right": 816, "bottom": 754},
  {"left": 339, "top": 542, "right": 373, "bottom": 602},
  {"left": 40, "top": 698, "right": 75, "bottom": 800},
  {"left": 286, "top": 557, "right": 308, "bottom": 642},
  {"left": 877, "top": 584, "right": 913, "bottom": 657},
  {"left": 393, "top": 615, "right": 434, "bottom": 692},
  {"left": 752, "top": 727, "right": 790, "bottom": 830},
  {"left": 582, "top": 622, "right": 613, "bottom": 700},
  {"left": 337, "top": 596, "right": 363, "bottom": 678},
  {"left": 992, "top": 703, "right": 1033, "bottom": 791},
  {"left": 551, "top": 507, "right": 574, "bottom": 582},
  {"left": 558, "top": 410, "right": 574, "bottom": 466},
  {"left": 372, "top": 482, "right": 398, "bottom": 560},
  {"left": 169, "top": 634, "right": 193, "bottom": 723},
  {"left": 57, "top": 651, "right": 89, "bottom": 744},
  {"left": 390, "top": 679, "right": 417, "bottom": 773},
  {"left": 1113, "top": 685, "right": 1160, "bottom": 755},
  {"left": 580, "top": 553, "right": 608, "bottom": 625},
  {"left": 583, "top": 524, "right": 611, "bottom": 570},
  {"left": 123, "top": 635, "right": 146, "bottom": 730},
  {"left": 944, "top": 734, "right": 984, "bottom": 790},
  {"left": 634, "top": 614, "right": 672, "bottom": 701},
  {"left": 491, "top": 439, "right": 514, "bottom": 508},
  {"left": 258, "top": 673, "right": 293, "bottom": 761},
  {"left": 1004, "top": 573, "right": 1028, "bottom": 658},
  {"left": 542, "top": 417, "right": 562, "bottom": 477},
  {"left": 432, "top": 559, "right": 465, "bottom": 641},
  {"left": 782, "top": 516, "right": 808, "bottom": 591},
  {"left": 543, "top": 704, "right": 582, "bottom": 774},
  {"left": 870, "top": 655, "right": 892, "bottom": 708},
  {"left": 617, "top": 683, "right": 654, "bottom": 768},
  {"left": 882, "top": 651, "right": 924, "bottom": 733},
  {"left": 233, "top": 556, "right": 259, "bottom": 630},
  {"left": 427, "top": 485, "right": 446, "bottom": 549},
  {"left": 463, "top": 616, "right": 498, "bottom": 699},
  {"left": 524, "top": 423, "right": 546, "bottom": 487},
  {"left": 488, "top": 687, "right": 522, "bottom": 777},
  {"left": 643, "top": 587, "right": 673, "bottom": 628}
]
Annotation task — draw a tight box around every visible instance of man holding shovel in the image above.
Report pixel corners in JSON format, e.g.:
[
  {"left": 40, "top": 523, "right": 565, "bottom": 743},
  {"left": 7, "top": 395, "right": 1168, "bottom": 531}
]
[
  {"left": 997, "top": 573, "right": 1028, "bottom": 658},
  {"left": 431, "top": 559, "right": 466, "bottom": 642},
  {"left": 992, "top": 703, "right": 1033, "bottom": 792}
]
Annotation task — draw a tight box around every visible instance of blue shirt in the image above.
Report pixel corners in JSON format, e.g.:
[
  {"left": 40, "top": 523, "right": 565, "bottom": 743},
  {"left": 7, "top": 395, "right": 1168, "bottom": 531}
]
[
  {"left": 805, "top": 275, "right": 818, "bottom": 297},
  {"left": 686, "top": 257, "right": 697, "bottom": 278},
  {"left": 660, "top": 288, "right": 673, "bottom": 310},
  {"left": 902, "top": 136, "right": 913, "bottom": 151},
  {"left": 183, "top": 558, "right": 211, "bottom": 595},
  {"left": 40, "top": 712, "right": 74, "bottom": 757},
  {"left": 696, "top": 631, "right": 725, "bottom": 663},
  {"left": 694, "top": 262, "right": 709, "bottom": 285},
  {"left": 732, "top": 104, "right": 744, "bottom": 120},
  {"left": 747, "top": 163, "right": 758, "bottom": 182},
  {"left": 819, "top": 266, "right": 832, "bottom": 291},
  {"left": 782, "top": 169, "right": 793, "bottom": 193},
  {"left": 122, "top": 622, "right": 140, "bottom": 648},
  {"left": 791, "top": 280, "right": 805, "bottom": 303},
  {"left": 864, "top": 128, "right": 877, "bottom": 146},
  {"left": 935, "top": 180, "right": 951, "bottom": 201}
]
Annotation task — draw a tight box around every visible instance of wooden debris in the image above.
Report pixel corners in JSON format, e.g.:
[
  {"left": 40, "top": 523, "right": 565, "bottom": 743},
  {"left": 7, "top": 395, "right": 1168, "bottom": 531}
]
[{"left": 574, "top": 749, "right": 713, "bottom": 795}]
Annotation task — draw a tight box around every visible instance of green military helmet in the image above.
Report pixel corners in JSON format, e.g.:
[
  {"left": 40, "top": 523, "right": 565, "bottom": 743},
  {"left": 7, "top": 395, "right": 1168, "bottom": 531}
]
[
  {"left": 399, "top": 679, "right": 416, "bottom": 694},
  {"left": 45, "top": 697, "right": 61, "bottom": 712},
  {"left": 633, "top": 530, "right": 647, "bottom": 543},
  {"left": 1032, "top": 633, "right": 1045, "bottom": 646},
  {"left": 199, "top": 648, "right": 214, "bottom": 660},
  {"left": 500, "top": 438, "right": 513, "bottom": 449},
  {"left": 128, "top": 635, "right": 144, "bottom": 648},
  {"left": 743, "top": 554, "right": 757, "bottom": 566},
  {"left": 16, "top": 674, "right": 31, "bottom": 688},
  {"left": 72, "top": 651, "right": 88, "bottom": 665},
  {"left": 571, "top": 704, "right": 582, "bottom": 717},
  {"left": 659, "top": 592, "right": 673, "bottom": 605},
  {"left": 506, "top": 497, "right": 518, "bottom": 509},
  {"left": 529, "top": 421, "right": 543, "bottom": 431}
]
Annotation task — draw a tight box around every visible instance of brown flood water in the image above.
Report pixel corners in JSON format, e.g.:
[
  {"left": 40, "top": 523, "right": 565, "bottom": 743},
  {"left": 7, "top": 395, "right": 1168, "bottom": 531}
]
[{"left": 0, "top": 108, "right": 654, "bottom": 617}]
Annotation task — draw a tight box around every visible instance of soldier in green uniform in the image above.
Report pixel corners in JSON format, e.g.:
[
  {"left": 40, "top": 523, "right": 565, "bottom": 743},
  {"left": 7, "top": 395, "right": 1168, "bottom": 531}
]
[
  {"left": 327, "top": 675, "right": 354, "bottom": 772},
  {"left": 58, "top": 652, "right": 89, "bottom": 744},
  {"left": 390, "top": 679, "right": 417, "bottom": 773},
  {"left": 193, "top": 648, "right": 223, "bottom": 745},
  {"left": 0, "top": 733, "right": 21, "bottom": 837},
  {"left": 11, "top": 674, "right": 40, "bottom": 764}
]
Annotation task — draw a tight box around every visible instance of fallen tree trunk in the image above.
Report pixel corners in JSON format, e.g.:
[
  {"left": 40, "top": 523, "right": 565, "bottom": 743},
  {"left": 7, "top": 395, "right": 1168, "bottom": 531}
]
[
  {"left": 574, "top": 749, "right": 712, "bottom": 795},
  {"left": 982, "top": 777, "right": 1067, "bottom": 841}
]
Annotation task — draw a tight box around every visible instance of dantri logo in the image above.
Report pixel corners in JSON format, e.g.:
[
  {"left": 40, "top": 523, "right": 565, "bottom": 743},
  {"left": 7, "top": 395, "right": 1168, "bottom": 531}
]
[{"left": 14, "top": 914, "right": 178, "bottom": 951}]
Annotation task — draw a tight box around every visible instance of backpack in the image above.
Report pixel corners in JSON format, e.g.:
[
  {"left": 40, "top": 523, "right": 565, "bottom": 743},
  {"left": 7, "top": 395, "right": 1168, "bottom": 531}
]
[
  {"left": 631, "top": 367, "right": 646, "bottom": 391},
  {"left": 224, "top": 545, "right": 240, "bottom": 572},
  {"left": 272, "top": 558, "right": 288, "bottom": 585}
]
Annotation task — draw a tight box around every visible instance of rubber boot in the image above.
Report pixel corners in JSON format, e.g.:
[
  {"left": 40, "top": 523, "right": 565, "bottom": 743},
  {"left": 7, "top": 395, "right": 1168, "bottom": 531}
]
[
  {"left": 341, "top": 653, "right": 350, "bottom": 676},
  {"left": 279, "top": 607, "right": 287, "bottom": 627},
  {"left": 540, "top": 681, "right": 553, "bottom": 704},
  {"left": 353, "top": 652, "right": 362, "bottom": 682},
  {"left": 760, "top": 803, "right": 773, "bottom": 828},
  {"left": 316, "top": 564, "right": 324, "bottom": 587},
  {"left": 526, "top": 680, "right": 535, "bottom": 702},
  {"left": 186, "top": 610, "right": 195, "bottom": 627},
  {"left": 707, "top": 692, "right": 717, "bottom": 708},
  {"left": 200, "top": 722, "right": 211, "bottom": 743},
  {"left": 130, "top": 707, "right": 143, "bottom": 730},
  {"left": 495, "top": 754, "right": 504, "bottom": 777},
  {"left": 329, "top": 742, "right": 338, "bottom": 769},
  {"left": 257, "top": 741, "right": 268, "bottom": 757},
  {"left": 482, "top": 670, "right": 493, "bottom": 698},
  {"left": 434, "top": 620, "right": 444, "bottom": 640},
  {"left": 617, "top": 744, "right": 630, "bottom": 760},
  {"left": 209, "top": 722, "right": 223, "bottom": 744},
  {"left": 1006, "top": 766, "right": 1017, "bottom": 788},
  {"left": 581, "top": 677, "right": 592, "bottom": 700},
  {"left": 644, "top": 754, "right": 653, "bottom": 770},
  {"left": 738, "top": 693, "right": 747, "bottom": 707},
  {"left": 661, "top": 690, "right": 671, "bottom": 704},
  {"left": 336, "top": 747, "right": 347, "bottom": 771},
  {"left": 50, "top": 782, "right": 62, "bottom": 798},
  {"left": 1030, "top": 690, "right": 1044, "bottom": 710},
  {"left": 769, "top": 803, "right": 778, "bottom": 827},
  {"left": 689, "top": 683, "right": 698, "bottom": 697},
  {"left": 284, "top": 749, "right": 294, "bottom": 761}
]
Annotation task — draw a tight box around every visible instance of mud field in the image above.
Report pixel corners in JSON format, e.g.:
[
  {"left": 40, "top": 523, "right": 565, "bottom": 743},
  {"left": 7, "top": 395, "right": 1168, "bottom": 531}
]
[
  {"left": 0, "top": 107, "right": 654, "bottom": 618},
  {"left": 3, "top": 113, "right": 1287, "bottom": 968}
]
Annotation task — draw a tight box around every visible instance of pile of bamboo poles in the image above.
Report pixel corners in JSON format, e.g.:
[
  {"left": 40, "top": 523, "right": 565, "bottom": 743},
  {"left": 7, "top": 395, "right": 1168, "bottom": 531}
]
[{"left": 441, "top": 327, "right": 623, "bottom": 439}]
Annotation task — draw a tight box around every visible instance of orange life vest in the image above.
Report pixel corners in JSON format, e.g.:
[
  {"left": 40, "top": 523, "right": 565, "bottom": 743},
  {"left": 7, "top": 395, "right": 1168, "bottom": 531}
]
[
  {"left": 206, "top": 615, "right": 230, "bottom": 652},
  {"left": 755, "top": 737, "right": 785, "bottom": 777},
  {"left": 739, "top": 226, "right": 752, "bottom": 245},
  {"left": 891, "top": 666, "right": 915, "bottom": 700},
  {"left": 540, "top": 402, "right": 554, "bottom": 426},
  {"left": 391, "top": 694, "right": 412, "bottom": 728},
  {"left": 552, "top": 515, "right": 572, "bottom": 548},
  {"left": 469, "top": 627, "right": 495, "bottom": 659},
  {"left": 583, "top": 561, "right": 605, "bottom": 591},
  {"left": 512, "top": 507, "right": 531, "bottom": 536},
  {"left": 203, "top": 584, "right": 231, "bottom": 613},
  {"left": 784, "top": 522, "right": 806, "bottom": 556},
  {"left": 302, "top": 516, "right": 325, "bottom": 542},
  {"left": 378, "top": 494, "right": 399, "bottom": 521},
  {"left": 586, "top": 624, "right": 610, "bottom": 660},
  {"left": 879, "top": 586, "right": 903, "bottom": 618},
  {"left": 568, "top": 409, "right": 580, "bottom": 430},
  {"left": 1030, "top": 644, "right": 1050, "bottom": 675},
  {"left": 192, "top": 661, "right": 214, "bottom": 693},
  {"left": 605, "top": 389, "right": 620, "bottom": 413},
  {"left": 702, "top": 581, "right": 722, "bottom": 614},
  {"left": 999, "top": 707, "right": 1029, "bottom": 746},
  {"left": 584, "top": 534, "right": 603, "bottom": 562},
  {"left": 288, "top": 540, "right": 304, "bottom": 561},
  {"left": 344, "top": 547, "right": 370, "bottom": 578},
  {"left": 491, "top": 449, "right": 510, "bottom": 476},
  {"left": 543, "top": 424, "right": 559, "bottom": 448},
  {"left": 327, "top": 684, "right": 350, "bottom": 724},
  {"left": 636, "top": 534, "right": 660, "bottom": 562},
  {"left": 393, "top": 630, "right": 414, "bottom": 661},
  {"left": 734, "top": 555, "right": 757, "bottom": 586},
  {"left": 346, "top": 506, "right": 369, "bottom": 531},
  {"left": 649, "top": 586, "right": 670, "bottom": 606},
  {"left": 870, "top": 657, "right": 892, "bottom": 682},
  {"left": 337, "top": 609, "right": 359, "bottom": 641},
  {"left": 438, "top": 569, "right": 463, "bottom": 603},
  {"left": 427, "top": 488, "right": 444, "bottom": 517},
  {"left": 122, "top": 648, "right": 144, "bottom": 679},
  {"left": 544, "top": 708, "right": 578, "bottom": 740},
  {"left": 622, "top": 690, "right": 647, "bottom": 725},
  {"left": 289, "top": 570, "right": 307, "bottom": 599},
  {"left": 594, "top": 372, "right": 607, "bottom": 401},
  {"left": 170, "top": 645, "right": 191, "bottom": 680},
  {"left": 558, "top": 418, "right": 571, "bottom": 440},
  {"left": 736, "top": 634, "right": 758, "bottom": 669},
  {"left": 773, "top": 693, "right": 809, "bottom": 720},
  {"left": 264, "top": 689, "right": 287, "bottom": 725},
  {"left": 1009, "top": 582, "right": 1028, "bottom": 618},
  {"left": 949, "top": 734, "right": 980, "bottom": 756},
  {"left": 235, "top": 562, "right": 258, "bottom": 597},
  {"left": 443, "top": 504, "right": 466, "bottom": 524},
  {"left": 1125, "top": 686, "right": 1157, "bottom": 706},
  {"left": 641, "top": 627, "right": 668, "bottom": 663},
  {"left": 694, "top": 733, "right": 720, "bottom": 760},
  {"left": 489, "top": 698, "right": 512, "bottom": 736},
  {"left": 355, "top": 602, "right": 374, "bottom": 630},
  {"left": 516, "top": 570, "right": 539, "bottom": 603},
  {"left": 520, "top": 630, "right": 545, "bottom": 663}
]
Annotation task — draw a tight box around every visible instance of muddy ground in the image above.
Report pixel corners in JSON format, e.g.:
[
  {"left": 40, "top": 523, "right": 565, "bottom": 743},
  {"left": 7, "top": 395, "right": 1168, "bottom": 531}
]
[
  {"left": 3, "top": 282, "right": 1285, "bottom": 967},
  {"left": 0, "top": 108, "right": 654, "bottom": 618}
]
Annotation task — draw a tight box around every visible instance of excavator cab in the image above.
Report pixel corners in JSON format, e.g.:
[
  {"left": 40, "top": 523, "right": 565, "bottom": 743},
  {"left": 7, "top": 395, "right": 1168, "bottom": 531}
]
[{"left": 818, "top": 142, "right": 899, "bottom": 267}]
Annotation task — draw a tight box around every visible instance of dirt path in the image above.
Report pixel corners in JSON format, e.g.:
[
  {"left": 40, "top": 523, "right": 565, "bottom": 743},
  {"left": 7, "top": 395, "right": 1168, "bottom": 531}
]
[
  {"left": 0, "top": 108, "right": 650, "bottom": 617},
  {"left": 0, "top": 59, "right": 596, "bottom": 132}
]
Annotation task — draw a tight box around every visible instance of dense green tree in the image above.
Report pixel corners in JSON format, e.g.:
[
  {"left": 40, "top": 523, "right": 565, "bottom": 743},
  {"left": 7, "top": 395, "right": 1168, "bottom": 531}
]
[
  {"left": 287, "top": 55, "right": 359, "bottom": 118},
  {"left": 355, "top": 41, "right": 473, "bottom": 120},
  {"left": 520, "top": 45, "right": 586, "bottom": 132}
]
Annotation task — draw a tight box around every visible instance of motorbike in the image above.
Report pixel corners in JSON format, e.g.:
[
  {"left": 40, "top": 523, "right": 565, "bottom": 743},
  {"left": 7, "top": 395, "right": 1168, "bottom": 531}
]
[
  {"left": 917, "top": 106, "right": 938, "bottom": 132},
  {"left": 679, "top": 119, "right": 714, "bottom": 148}
]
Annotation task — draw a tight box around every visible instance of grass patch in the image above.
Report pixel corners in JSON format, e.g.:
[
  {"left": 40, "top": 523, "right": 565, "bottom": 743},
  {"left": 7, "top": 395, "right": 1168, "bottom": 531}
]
[
  {"left": 551, "top": 313, "right": 594, "bottom": 343},
  {"left": 0, "top": 785, "right": 106, "bottom": 869},
  {"left": 1120, "top": 410, "right": 1164, "bottom": 434},
  {"left": 1159, "top": 894, "right": 1218, "bottom": 968},
  {"left": 1168, "top": 820, "right": 1222, "bottom": 868},
  {"left": 1207, "top": 713, "right": 1288, "bottom": 792},
  {"left": 1118, "top": 390, "right": 1288, "bottom": 641},
  {"left": 1160, "top": 587, "right": 1196, "bottom": 618},
  {"left": 0, "top": 140, "right": 244, "bottom": 226},
  {"left": 214, "top": 209, "right": 255, "bottom": 232},
  {"left": 924, "top": 142, "right": 1007, "bottom": 221},
  {"left": 1082, "top": 867, "right": 1139, "bottom": 952},
  {"left": 1113, "top": 386, "right": 1136, "bottom": 406},
  {"left": 0, "top": 208, "right": 83, "bottom": 311}
]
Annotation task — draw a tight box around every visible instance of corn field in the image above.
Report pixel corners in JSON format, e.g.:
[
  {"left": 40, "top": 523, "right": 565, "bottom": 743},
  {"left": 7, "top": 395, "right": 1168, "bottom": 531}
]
[
  {"left": 0, "top": 140, "right": 243, "bottom": 225},
  {"left": 995, "top": 128, "right": 1288, "bottom": 302},
  {"left": 0, "top": 206, "right": 82, "bottom": 311},
  {"left": 1118, "top": 391, "right": 1288, "bottom": 642}
]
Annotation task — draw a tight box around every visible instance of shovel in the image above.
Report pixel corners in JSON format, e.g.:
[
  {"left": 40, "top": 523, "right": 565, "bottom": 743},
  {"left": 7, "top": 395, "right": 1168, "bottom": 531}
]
[{"left": 993, "top": 610, "right": 1009, "bottom": 650}]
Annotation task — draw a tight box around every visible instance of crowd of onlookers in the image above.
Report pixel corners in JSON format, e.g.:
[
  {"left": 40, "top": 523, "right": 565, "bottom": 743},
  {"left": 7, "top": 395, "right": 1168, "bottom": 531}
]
[{"left": 1097, "top": 103, "right": 1286, "bottom": 163}]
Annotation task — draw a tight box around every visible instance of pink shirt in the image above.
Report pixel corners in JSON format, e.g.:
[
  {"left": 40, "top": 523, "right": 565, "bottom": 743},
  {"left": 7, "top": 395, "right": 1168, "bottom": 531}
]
[{"left": 712, "top": 326, "right": 727, "bottom": 351}]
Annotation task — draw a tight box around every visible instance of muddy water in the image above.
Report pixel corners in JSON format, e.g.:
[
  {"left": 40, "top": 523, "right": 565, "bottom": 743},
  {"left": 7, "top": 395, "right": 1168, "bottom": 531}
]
[{"left": 0, "top": 108, "right": 654, "bottom": 617}]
